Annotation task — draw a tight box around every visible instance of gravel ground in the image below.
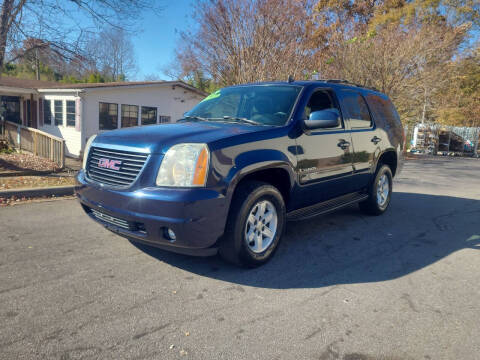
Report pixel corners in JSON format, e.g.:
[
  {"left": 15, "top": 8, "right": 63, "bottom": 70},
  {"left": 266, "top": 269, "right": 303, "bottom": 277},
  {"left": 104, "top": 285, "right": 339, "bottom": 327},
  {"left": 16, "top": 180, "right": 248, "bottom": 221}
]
[{"left": 1, "top": 157, "right": 479, "bottom": 360}]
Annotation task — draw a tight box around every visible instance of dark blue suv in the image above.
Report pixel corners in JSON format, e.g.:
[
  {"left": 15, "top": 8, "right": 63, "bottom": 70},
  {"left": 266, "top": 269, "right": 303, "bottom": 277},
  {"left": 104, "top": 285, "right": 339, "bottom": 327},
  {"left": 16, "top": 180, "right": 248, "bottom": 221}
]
[{"left": 76, "top": 80, "right": 404, "bottom": 267}]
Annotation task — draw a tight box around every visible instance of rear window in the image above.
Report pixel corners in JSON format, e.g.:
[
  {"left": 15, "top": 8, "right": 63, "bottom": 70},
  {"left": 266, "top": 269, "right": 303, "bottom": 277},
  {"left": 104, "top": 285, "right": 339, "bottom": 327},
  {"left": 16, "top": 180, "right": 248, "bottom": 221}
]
[{"left": 365, "top": 94, "right": 401, "bottom": 130}]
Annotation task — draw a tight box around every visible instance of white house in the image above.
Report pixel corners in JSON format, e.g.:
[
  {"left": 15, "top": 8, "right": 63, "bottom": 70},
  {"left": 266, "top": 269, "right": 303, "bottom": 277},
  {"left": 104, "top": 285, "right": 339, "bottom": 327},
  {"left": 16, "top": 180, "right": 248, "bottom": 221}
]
[{"left": 0, "top": 76, "right": 206, "bottom": 157}]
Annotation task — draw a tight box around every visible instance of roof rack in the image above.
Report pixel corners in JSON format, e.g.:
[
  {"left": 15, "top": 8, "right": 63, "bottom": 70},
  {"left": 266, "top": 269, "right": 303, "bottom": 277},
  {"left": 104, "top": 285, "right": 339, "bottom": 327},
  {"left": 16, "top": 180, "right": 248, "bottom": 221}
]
[{"left": 316, "top": 79, "right": 379, "bottom": 92}]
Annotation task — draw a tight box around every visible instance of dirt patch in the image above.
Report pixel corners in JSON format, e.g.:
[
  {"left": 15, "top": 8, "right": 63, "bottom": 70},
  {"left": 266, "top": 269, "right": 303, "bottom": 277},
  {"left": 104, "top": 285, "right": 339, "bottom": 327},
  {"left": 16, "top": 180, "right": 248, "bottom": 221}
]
[{"left": 0, "top": 175, "right": 75, "bottom": 190}]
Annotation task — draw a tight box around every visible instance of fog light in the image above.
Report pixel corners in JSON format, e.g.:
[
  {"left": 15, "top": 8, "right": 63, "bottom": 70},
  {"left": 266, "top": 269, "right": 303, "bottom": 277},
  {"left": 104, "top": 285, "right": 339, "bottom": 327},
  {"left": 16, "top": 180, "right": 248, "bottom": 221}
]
[{"left": 165, "top": 228, "right": 176, "bottom": 242}]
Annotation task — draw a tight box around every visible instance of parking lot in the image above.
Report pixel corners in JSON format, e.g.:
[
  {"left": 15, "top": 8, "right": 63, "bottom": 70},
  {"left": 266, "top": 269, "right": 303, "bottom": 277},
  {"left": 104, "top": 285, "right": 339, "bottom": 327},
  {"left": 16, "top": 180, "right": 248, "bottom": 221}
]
[{"left": 1, "top": 157, "right": 479, "bottom": 360}]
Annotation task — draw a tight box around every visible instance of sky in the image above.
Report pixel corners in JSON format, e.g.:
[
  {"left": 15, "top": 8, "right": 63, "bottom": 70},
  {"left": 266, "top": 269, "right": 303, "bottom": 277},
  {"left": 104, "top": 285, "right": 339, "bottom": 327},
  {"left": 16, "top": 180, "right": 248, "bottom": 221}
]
[{"left": 133, "top": 0, "right": 195, "bottom": 81}]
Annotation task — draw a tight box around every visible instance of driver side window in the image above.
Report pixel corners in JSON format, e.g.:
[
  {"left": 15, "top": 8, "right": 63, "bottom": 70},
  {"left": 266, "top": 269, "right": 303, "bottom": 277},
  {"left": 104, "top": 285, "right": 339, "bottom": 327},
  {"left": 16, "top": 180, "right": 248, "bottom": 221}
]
[{"left": 304, "top": 90, "right": 343, "bottom": 129}]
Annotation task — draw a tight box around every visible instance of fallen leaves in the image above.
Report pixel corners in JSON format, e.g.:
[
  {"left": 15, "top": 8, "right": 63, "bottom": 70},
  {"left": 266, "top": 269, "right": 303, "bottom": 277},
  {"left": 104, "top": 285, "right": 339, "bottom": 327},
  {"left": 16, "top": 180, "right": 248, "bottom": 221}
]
[
  {"left": 0, "top": 153, "right": 60, "bottom": 173},
  {"left": 0, "top": 175, "right": 75, "bottom": 190},
  {"left": 0, "top": 195, "right": 75, "bottom": 206}
]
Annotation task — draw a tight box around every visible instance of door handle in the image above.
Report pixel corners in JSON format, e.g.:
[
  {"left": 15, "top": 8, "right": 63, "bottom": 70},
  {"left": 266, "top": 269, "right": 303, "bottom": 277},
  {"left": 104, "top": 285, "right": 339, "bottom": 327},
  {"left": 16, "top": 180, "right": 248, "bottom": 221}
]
[
  {"left": 337, "top": 139, "right": 350, "bottom": 150},
  {"left": 371, "top": 136, "right": 382, "bottom": 145}
]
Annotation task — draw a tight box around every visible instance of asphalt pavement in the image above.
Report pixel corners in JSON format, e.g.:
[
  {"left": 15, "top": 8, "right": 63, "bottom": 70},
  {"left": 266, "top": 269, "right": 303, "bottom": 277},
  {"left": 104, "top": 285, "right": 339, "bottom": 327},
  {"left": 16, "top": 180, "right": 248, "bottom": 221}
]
[{"left": 1, "top": 157, "right": 479, "bottom": 360}]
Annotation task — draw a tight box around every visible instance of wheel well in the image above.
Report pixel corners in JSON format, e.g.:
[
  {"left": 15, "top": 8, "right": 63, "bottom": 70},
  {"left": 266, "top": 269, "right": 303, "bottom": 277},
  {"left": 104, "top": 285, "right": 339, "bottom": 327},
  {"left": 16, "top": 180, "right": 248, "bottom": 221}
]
[
  {"left": 232, "top": 168, "right": 291, "bottom": 206},
  {"left": 378, "top": 151, "right": 397, "bottom": 176}
]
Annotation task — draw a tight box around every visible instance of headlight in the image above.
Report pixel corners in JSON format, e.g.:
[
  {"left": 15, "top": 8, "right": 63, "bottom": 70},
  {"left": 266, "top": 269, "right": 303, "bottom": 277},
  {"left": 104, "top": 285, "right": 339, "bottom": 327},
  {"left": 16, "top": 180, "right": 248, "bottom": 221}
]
[
  {"left": 82, "top": 135, "right": 97, "bottom": 169},
  {"left": 156, "top": 143, "right": 209, "bottom": 187}
]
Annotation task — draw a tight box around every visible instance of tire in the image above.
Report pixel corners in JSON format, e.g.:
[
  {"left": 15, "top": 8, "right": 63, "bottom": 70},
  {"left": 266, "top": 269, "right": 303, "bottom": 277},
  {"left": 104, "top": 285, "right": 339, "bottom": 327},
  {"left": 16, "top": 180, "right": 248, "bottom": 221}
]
[
  {"left": 359, "top": 164, "right": 393, "bottom": 216},
  {"left": 219, "top": 181, "right": 286, "bottom": 267}
]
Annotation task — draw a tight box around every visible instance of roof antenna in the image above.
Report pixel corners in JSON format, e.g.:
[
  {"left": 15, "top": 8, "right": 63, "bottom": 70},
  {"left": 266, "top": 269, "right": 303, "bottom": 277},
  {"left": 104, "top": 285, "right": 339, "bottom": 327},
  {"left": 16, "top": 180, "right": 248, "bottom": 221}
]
[{"left": 287, "top": 75, "right": 294, "bottom": 83}]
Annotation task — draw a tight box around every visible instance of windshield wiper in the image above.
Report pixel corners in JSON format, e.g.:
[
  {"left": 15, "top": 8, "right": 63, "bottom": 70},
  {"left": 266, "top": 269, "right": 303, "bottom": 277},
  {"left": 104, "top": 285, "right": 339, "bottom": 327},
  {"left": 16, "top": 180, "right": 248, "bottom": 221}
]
[
  {"left": 214, "top": 116, "right": 262, "bottom": 126},
  {"left": 178, "top": 115, "right": 209, "bottom": 122}
]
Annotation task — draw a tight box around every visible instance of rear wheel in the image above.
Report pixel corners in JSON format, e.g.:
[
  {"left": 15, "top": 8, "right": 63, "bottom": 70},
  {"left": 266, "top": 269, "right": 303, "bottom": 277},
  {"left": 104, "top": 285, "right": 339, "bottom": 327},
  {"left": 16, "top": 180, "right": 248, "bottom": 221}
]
[
  {"left": 219, "top": 181, "right": 286, "bottom": 267},
  {"left": 359, "top": 164, "right": 393, "bottom": 215}
]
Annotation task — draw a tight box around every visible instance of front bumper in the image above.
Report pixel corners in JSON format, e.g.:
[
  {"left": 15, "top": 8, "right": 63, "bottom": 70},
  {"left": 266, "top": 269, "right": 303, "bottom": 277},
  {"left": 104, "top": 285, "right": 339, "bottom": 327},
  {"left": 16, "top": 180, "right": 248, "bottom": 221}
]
[{"left": 75, "top": 170, "right": 228, "bottom": 256}]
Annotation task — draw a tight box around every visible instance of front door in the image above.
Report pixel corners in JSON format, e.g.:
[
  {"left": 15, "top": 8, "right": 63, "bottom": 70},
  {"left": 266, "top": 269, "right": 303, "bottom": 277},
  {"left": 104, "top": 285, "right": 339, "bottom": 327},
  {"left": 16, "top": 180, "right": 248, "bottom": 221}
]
[
  {"left": 337, "top": 89, "right": 380, "bottom": 191},
  {"left": 293, "top": 88, "right": 354, "bottom": 208}
]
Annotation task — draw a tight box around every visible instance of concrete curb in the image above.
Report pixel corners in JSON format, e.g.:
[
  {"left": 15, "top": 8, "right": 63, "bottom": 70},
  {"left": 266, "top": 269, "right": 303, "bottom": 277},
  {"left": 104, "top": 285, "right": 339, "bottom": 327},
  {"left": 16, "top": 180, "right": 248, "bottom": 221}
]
[{"left": 0, "top": 185, "right": 75, "bottom": 199}]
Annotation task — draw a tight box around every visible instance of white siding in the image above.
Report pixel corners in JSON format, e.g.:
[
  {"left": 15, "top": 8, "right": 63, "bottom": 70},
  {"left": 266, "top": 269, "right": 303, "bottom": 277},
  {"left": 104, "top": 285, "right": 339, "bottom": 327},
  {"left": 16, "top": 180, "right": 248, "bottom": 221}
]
[
  {"left": 82, "top": 84, "right": 203, "bottom": 150},
  {"left": 38, "top": 93, "right": 82, "bottom": 157},
  {"left": 38, "top": 84, "right": 204, "bottom": 156}
]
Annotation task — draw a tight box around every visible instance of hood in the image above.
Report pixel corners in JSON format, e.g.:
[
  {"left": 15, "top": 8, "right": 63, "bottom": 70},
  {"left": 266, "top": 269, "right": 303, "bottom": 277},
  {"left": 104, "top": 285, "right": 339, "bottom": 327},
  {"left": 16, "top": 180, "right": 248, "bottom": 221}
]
[{"left": 92, "top": 122, "right": 270, "bottom": 154}]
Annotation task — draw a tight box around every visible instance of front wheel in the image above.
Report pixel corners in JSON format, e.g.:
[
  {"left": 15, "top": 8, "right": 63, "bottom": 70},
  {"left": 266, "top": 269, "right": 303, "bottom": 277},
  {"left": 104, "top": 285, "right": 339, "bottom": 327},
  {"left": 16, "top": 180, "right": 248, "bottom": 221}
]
[
  {"left": 359, "top": 164, "right": 393, "bottom": 215},
  {"left": 219, "top": 181, "right": 286, "bottom": 267}
]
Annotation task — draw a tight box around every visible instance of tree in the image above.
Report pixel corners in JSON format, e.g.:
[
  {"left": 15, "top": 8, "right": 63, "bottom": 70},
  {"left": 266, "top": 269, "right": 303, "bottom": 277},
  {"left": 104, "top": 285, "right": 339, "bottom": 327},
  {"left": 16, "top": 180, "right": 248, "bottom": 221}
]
[
  {"left": 315, "top": 23, "right": 467, "bottom": 124},
  {"left": 309, "top": 0, "right": 478, "bottom": 124},
  {"left": 173, "top": 0, "right": 315, "bottom": 86},
  {"left": 0, "top": 0, "right": 161, "bottom": 74},
  {"left": 85, "top": 28, "right": 137, "bottom": 81},
  {"left": 435, "top": 46, "right": 480, "bottom": 127}
]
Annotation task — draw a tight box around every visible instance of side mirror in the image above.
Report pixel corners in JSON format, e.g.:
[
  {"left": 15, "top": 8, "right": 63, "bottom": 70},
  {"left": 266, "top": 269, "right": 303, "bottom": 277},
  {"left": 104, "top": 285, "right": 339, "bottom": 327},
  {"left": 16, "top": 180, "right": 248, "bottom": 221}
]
[{"left": 304, "top": 110, "right": 340, "bottom": 130}]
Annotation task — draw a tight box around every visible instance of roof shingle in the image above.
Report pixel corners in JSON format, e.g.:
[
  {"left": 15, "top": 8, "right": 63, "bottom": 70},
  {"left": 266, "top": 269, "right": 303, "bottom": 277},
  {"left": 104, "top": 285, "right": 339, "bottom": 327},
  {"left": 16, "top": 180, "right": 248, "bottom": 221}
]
[{"left": 0, "top": 76, "right": 207, "bottom": 96}]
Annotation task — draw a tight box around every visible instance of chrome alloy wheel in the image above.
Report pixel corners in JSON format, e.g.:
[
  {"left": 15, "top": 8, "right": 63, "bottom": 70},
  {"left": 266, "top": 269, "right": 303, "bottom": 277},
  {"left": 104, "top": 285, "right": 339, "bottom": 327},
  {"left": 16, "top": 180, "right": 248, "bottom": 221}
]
[
  {"left": 244, "top": 200, "right": 278, "bottom": 253},
  {"left": 376, "top": 174, "right": 390, "bottom": 207}
]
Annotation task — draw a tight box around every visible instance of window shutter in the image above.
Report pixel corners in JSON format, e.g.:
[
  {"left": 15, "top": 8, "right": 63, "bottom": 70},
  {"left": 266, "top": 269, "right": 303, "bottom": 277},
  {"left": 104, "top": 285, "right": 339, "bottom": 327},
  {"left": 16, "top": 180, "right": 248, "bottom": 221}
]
[
  {"left": 38, "top": 98, "right": 44, "bottom": 127},
  {"left": 75, "top": 98, "right": 81, "bottom": 131},
  {"left": 22, "top": 100, "right": 27, "bottom": 126}
]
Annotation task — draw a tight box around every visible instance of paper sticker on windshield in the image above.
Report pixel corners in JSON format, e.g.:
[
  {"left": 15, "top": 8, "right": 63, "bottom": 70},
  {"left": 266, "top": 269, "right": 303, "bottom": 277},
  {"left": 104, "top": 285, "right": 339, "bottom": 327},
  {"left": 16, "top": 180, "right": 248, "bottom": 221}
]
[{"left": 200, "top": 89, "right": 221, "bottom": 103}]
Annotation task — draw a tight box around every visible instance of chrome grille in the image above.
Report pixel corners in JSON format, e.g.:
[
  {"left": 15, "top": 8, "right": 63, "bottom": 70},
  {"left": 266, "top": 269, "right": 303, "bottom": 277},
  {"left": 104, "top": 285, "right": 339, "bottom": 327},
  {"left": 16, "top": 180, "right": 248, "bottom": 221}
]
[
  {"left": 91, "top": 209, "right": 130, "bottom": 230},
  {"left": 86, "top": 147, "right": 148, "bottom": 187}
]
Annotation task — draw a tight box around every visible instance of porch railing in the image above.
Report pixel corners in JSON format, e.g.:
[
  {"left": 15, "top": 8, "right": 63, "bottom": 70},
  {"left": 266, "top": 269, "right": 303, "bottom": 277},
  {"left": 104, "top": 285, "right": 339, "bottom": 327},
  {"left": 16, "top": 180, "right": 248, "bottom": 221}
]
[{"left": 3, "top": 120, "right": 65, "bottom": 168}]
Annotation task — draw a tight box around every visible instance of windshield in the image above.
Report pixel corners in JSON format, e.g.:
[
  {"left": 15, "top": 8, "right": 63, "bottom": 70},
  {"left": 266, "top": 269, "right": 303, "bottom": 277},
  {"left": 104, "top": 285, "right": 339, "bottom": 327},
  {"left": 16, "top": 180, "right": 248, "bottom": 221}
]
[{"left": 185, "top": 85, "right": 302, "bottom": 126}]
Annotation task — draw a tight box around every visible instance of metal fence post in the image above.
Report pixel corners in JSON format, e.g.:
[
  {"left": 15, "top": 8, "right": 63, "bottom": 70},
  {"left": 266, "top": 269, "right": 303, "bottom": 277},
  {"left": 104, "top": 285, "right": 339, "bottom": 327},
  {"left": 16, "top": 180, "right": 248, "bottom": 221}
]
[{"left": 17, "top": 125, "right": 21, "bottom": 149}]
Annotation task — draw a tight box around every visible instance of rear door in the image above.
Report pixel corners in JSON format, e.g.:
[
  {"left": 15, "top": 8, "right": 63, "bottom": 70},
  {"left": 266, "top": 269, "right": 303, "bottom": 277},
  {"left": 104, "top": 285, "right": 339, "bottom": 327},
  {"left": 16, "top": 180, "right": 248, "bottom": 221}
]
[
  {"left": 337, "top": 89, "right": 381, "bottom": 190},
  {"left": 294, "top": 88, "right": 355, "bottom": 208}
]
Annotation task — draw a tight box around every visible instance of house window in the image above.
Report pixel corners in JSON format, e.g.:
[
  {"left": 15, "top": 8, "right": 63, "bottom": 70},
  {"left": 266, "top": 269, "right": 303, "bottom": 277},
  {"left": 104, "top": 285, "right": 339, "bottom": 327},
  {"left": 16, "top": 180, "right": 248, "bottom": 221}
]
[
  {"left": 159, "top": 115, "right": 171, "bottom": 124},
  {"left": 0, "top": 96, "right": 21, "bottom": 124},
  {"left": 99, "top": 102, "right": 118, "bottom": 130},
  {"left": 43, "top": 100, "right": 52, "bottom": 125},
  {"left": 66, "top": 100, "right": 75, "bottom": 127},
  {"left": 121, "top": 104, "right": 138, "bottom": 128},
  {"left": 25, "top": 99, "right": 32, "bottom": 127},
  {"left": 54, "top": 100, "right": 63, "bottom": 126},
  {"left": 141, "top": 106, "right": 157, "bottom": 125}
]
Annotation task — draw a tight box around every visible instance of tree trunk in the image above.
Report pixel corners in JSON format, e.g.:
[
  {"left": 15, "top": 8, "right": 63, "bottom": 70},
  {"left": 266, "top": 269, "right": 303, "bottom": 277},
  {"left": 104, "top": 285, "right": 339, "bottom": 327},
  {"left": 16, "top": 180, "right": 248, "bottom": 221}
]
[
  {"left": 35, "top": 48, "right": 40, "bottom": 80},
  {"left": 0, "top": 0, "right": 14, "bottom": 75}
]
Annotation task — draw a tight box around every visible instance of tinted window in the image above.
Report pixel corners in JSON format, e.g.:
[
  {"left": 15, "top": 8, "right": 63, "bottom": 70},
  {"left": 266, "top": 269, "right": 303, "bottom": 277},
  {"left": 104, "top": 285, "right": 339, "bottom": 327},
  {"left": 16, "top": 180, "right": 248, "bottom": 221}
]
[
  {"left": 99, "top": 102, "right": 118, "bottom": 130},
  {"left": 341, "top": 91, "right": 372, "bottom": 128},
  {"left": 304, "top": 90, "right": 342, "bottom": 129},
  {"left": 365, "top": 94, "right": 401, "bottom": 130}
]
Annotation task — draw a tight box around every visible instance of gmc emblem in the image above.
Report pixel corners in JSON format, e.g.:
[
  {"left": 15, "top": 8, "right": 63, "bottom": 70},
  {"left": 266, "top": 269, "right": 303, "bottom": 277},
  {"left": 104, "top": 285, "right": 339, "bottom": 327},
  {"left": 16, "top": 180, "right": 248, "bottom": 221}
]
[{"left": 98, "top": 158, "right": 121, "bottom": 170}]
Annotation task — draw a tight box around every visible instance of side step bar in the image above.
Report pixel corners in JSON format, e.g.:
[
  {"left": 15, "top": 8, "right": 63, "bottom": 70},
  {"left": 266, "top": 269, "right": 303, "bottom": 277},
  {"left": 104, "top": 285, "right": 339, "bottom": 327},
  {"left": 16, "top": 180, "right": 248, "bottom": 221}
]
[{"left": 287, "top": 192, "right": 369, "bottom": 221}]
